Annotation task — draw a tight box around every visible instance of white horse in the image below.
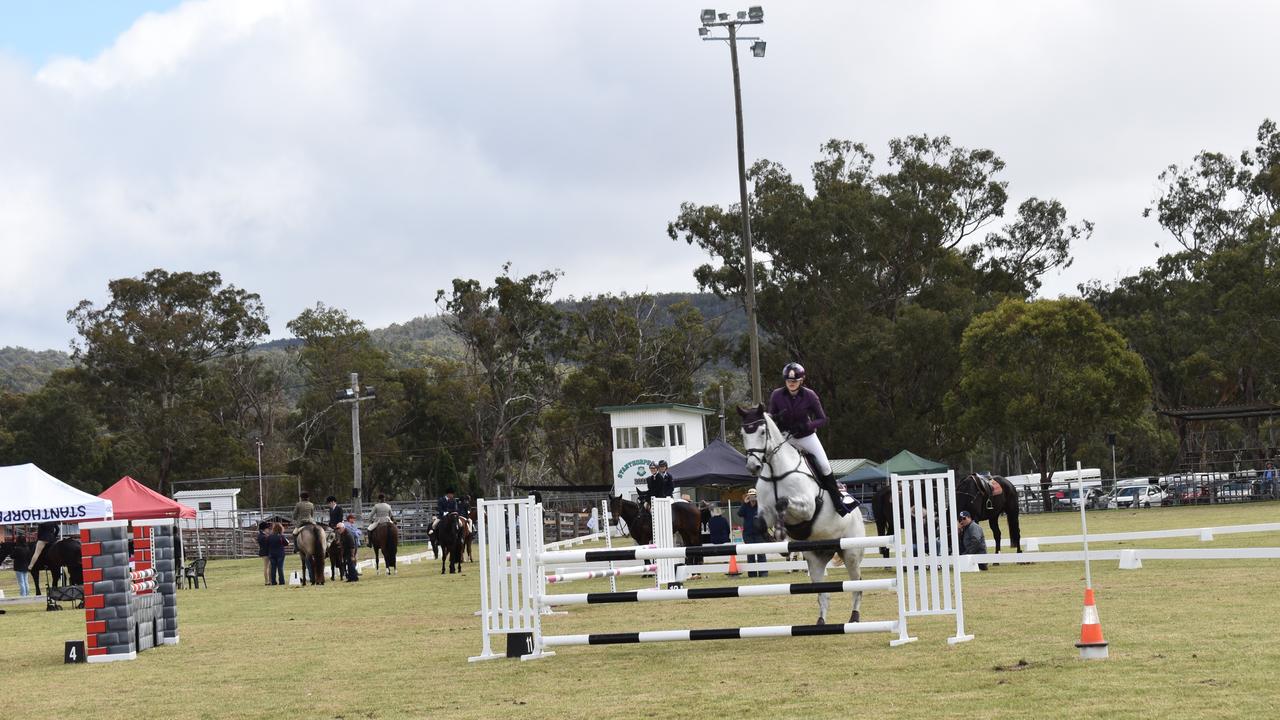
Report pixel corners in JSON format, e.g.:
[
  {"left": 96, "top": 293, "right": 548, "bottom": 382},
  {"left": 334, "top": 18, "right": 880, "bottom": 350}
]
[{"left": 739, "top": 404, "right": 867, "bottom": 625}]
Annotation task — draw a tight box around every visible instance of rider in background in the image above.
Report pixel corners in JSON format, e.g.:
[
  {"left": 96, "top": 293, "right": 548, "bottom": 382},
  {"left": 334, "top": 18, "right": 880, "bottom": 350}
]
[
  {"left": 367, "top": 493, "right": 395, "bottom": 532},
  {"left": 649, "top": 461, "right": 675, "bottom": 501},
  {"left": 768, "top": 362, "right": 855, "bottom": 516},
  {"left": 291, "top": 492, "right": 316, "bottom": 544},
  {"left": 438, "top": 489, "right": 462, "bottom": 516},
  {"left": 27, "top": 520, "right": 60, "bottom": 573}
]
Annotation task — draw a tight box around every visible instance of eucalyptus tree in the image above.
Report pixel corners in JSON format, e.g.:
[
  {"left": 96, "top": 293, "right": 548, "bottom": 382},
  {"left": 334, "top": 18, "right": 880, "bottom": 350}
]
[
  {"left": 670, "top": 135, "right": 1090, "bottom": 462},
  {"left": 67, "top": 269, "right": 269, "bottom": 493}
]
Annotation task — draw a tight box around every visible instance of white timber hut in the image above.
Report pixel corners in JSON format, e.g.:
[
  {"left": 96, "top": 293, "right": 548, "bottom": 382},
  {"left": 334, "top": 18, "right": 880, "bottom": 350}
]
[
  {"left": 598, "top": 403, "right": 715, "bottom": 500},
  {"left": 173, "top": 488, "right": 241, "bottom": 530}
]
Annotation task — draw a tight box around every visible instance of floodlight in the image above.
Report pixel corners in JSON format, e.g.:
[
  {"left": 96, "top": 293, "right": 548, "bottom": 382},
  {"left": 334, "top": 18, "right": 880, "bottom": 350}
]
[
  {"left": 751, "top": 40, "right": 766, "bottom": 57},
  {"left": 737, "top": 11, "right": 746, "bottom": 19},
  {"left": 699, "top": 26, "right": 709, "bottom": 36},
  {"left": 718, "top": 12, "right": 729, "bottom": 20},
  {"left": 363, "top": 386, "right": 377, "bottom": 398},
  {"left": 748, "top": 6, "right": 763, "bottom": 21},
  {"left": 334, "top": 388, "right": 356, "bottom": 401},
  {"left": 701, "top": 8, "right": 716, "bottom": 23}
]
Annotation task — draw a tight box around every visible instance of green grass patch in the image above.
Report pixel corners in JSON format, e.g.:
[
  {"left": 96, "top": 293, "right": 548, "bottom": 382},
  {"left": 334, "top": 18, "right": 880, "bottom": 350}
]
[{"left": 3, "top": 504, "right": 1280, "bottom": 719}]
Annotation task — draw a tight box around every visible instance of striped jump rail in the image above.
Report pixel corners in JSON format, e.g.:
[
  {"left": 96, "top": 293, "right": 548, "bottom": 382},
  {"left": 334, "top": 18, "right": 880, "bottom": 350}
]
[
  {"left": 543, "top": 578, "right": 897, "bottom": 606},
  {"left": 544, "top": 620, "right": 901, "bottom": 647},
  {"left": 539, "top": 535, "right": 892, "bottom": 565},
  {"left": 546, "top": 564, "right": 657, "bottom": 585}
]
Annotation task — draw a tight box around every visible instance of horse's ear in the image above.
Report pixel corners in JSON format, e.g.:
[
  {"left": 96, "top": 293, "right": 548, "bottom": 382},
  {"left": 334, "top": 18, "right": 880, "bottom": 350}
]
[
  {"left": 756, "top": 402, "right": 765, "bottom": 415},
  {"left": 735, "top": 404, "right": 751, "bottom": 418}
]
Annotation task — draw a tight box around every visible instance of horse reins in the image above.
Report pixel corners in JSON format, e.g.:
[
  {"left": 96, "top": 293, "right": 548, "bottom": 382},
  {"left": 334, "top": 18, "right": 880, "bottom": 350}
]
[{"left": 745, "top": 419, "right": 825, "bottom": 539}]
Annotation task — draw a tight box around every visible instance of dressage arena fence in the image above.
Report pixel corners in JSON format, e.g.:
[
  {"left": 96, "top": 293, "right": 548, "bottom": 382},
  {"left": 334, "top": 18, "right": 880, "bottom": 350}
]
[
  {"left": 471, "top": 472, "right": 972, "bottom": 661},
  {"left": 79, "top": 518, "right": 179, "bottom": 663}
]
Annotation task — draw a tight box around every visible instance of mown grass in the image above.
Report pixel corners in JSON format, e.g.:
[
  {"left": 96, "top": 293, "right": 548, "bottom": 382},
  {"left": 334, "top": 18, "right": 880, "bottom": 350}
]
[{"left": 2, "top": 504, "right": 1280, "bottom": 719}]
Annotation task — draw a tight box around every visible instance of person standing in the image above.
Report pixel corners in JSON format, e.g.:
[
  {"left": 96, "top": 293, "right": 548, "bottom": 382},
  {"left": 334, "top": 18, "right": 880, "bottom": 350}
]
[
  {"left": 636, "top": 463, "right": 658, "bottom": 507},
  {"left": 958, "top": 511, "right": 988, "bottom": 571},
  {"left": 1263, "top": 461, "right": 1276, "bottom": 498},
  {"left": 707, "top": 504, "right": 731, "bottom": 544},
  {"left": 345, "top": 513, "right": 362, "bottom": 548},
  {"left": 650, "top": 461, "right": 675, "bottom": 500},
  {"left": 266, "top": 523, "right": 289, "bottom": 585},
  {"left": 10, "top": 534, "right": 32, "bottom": 596},
  {"left": 768, "top": 362, "right": 855, "bottom": 515},
  {"left": 336, "top": 523, "right": 358, "bottom": 581},
  {"left": 256, "top": 521, "right": 271, "bottom": 586},
  {"left": 326, "top": 496, "right": 344, "bottom": 529},
  {"left": 737, "top": 489, "right": 768, "bottom": 578}
]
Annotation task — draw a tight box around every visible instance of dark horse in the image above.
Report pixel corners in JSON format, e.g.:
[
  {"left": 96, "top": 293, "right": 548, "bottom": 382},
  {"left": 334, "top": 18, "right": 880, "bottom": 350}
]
[
  {"left": 370, "top": 522, "right": 398, "bottom": 575},
  {"left": 956, "top": 473, "right": 1021, "bottom": 553},
  {"left": 29, "top": 538, "right": 84, "bottom": 595},
  {"left": 608, "top": 495, "right": 703, "bottom": 564},
  {"left": 436, "top": 512, "right": 467, "bottom": 575},
  {"left": 327, "top": 534, "right": 345, "bottom": 581}
]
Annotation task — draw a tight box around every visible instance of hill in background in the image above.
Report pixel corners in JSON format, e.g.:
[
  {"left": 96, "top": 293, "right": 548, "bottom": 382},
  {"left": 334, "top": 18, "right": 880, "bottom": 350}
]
[{"left": 0, "top": 292, "right": 745, "bottom": 392}]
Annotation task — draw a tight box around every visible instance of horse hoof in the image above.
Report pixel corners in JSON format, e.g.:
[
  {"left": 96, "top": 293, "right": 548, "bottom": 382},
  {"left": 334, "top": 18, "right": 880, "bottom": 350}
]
[
  {"left": 850, "top": 610, "right": 860, "bottom": 623},
  {"left": 816, "top": 617, "right": 826, "bottom": 626}
]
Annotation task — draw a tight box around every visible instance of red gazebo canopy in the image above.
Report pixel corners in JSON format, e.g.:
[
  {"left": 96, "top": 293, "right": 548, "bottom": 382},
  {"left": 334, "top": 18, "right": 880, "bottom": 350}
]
[{"left": 98, "top": 476, "right": 197, "bottom": 521}]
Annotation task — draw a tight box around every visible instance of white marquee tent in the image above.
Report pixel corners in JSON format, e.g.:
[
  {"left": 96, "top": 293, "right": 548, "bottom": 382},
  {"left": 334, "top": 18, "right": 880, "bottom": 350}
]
[{"left": 0, "top": 463, "right": 113, "bottom": 525}]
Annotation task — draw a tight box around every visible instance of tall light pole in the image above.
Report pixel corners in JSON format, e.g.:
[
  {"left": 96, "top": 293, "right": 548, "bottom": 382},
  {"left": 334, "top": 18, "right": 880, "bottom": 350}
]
[
  {"left": 335, "top": 373, "right": 376, "bottom": 519},
  {"left": 700, "top": 6, "right": 766, "bottom": 405},
  {"left": 255, "top": 439, "right": 264, "bottom": 515}
]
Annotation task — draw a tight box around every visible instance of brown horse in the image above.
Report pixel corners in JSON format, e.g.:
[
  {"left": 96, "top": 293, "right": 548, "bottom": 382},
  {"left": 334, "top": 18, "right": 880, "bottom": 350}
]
[
  {"left": 370, "top": 522, "right": 398, "bottom": 575},
  {"left": 609, "top": 495, "right": 703, "bottom": 563},
  {"left": 296, "top": 524, "right": 328, "bottom": 586}
]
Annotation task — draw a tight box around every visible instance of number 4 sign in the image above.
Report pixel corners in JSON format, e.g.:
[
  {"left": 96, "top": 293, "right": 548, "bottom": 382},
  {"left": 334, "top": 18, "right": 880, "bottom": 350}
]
[{"left": 64, "top": 640, "right": 86, "bottom": 664}]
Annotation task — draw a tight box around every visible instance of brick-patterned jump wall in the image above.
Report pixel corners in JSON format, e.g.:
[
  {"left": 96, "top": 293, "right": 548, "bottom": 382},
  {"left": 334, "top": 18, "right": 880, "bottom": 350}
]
[
  {"left": 133, "top": 519, "right": 179, "bottom": 646},
  {"left": 79, "top": 520, "right": 136, "bottom": 663},
  {"left": 78, "top": 518, "right": 181, "bottom": 663}
]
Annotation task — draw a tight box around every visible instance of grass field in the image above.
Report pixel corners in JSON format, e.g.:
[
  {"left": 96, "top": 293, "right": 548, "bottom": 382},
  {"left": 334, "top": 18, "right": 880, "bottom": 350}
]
[{"left": 3, "top": 503, "right": 1280, "bottom": 719}]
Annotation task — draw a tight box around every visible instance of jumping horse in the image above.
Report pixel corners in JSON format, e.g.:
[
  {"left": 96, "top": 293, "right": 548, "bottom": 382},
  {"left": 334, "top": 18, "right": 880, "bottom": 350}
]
[
  {"left": 955, "top": 473, "right": 1021, "bottom": 553},
  {"left": 609, "top": 494, "right": 704, "bottom": 564},
  {"left": 739, "top": 404, "right": 867, "bottom": 625}
]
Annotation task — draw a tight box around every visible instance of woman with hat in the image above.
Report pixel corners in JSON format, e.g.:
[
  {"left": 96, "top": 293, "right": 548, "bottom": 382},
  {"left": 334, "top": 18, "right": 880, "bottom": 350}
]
[
  {"left": 736, "top": 489, "right": 767, "bottom": 577},
  {"left": 769, "top": 361, "right": 855, "bottom": 516}
]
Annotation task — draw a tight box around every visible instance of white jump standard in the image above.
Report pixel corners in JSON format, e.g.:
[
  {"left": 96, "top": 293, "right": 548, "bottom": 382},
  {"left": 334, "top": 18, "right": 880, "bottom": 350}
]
[{"left": 471, "top": 471, "right": 972, "bottom": 661}]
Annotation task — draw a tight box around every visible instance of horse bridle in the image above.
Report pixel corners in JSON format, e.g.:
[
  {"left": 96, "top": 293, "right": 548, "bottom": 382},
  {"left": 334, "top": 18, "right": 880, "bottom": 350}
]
[{"left": 744, "top": 418, "right": 825, "bottom": 538}]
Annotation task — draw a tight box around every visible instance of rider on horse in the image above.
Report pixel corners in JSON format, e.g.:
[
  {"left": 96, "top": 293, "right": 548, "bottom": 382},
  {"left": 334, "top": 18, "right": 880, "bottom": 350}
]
[
  {"left": 27, "top": 521, "right": 60, "bottom": 573},
  {"left": 367, "top": 493, "right": 395, "bottom": 532},
  {"left": 768, "top": 362, "right": 856, "bottom": 516},
  {"left": 291, "top": 491, "right": 316, "bottom": 543}
]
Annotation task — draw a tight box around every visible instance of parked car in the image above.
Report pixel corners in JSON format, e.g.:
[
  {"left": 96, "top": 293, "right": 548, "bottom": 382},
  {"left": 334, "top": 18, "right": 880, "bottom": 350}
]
[
  {"left": 1054, "top": 487, "right": 1107, "bottom": 510},
  {"left": 1170, "top": 483, "right": 1212, "bottom": 505},
  {"left": 1214, "top": 482, "right": 1254, "bottom": 503},
  {"left": 1110, "top": 485, "right": 1169, "bottom": 509}
]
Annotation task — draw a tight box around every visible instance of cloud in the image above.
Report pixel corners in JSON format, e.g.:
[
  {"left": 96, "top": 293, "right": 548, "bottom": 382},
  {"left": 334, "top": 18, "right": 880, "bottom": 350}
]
[{"left": 2, "top": 0, "right": 1278, "bottom": 349}]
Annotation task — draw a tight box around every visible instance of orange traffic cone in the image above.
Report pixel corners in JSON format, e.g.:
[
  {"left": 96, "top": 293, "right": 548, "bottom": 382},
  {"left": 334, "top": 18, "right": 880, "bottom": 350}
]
[
  {"left": 727, "top": 553, "right": 741, "bottom": 577},
  {"left": 1075, "top": 587, "right": 1109, "bottom": 659}
]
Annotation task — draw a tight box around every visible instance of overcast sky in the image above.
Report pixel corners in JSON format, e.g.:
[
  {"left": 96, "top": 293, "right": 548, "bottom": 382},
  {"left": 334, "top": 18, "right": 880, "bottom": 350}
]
[{"left": 1, "top": 0, "right": 1277, "bottom": 352}]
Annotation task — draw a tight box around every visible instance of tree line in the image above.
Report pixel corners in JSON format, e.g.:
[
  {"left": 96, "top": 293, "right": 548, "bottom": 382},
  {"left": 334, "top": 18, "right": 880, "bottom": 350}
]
[{"left": 0, "top": 120, "right": 1276, "bottom": 508}]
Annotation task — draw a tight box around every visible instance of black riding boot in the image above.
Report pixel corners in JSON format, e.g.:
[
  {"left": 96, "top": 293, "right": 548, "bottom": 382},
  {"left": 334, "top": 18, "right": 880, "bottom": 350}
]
[{"left": 819, "top": 473, "right": 857, "bottom": 516}]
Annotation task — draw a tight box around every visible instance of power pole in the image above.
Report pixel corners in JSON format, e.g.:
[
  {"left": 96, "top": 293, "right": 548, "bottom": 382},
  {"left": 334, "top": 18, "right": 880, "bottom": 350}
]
[{"left": 336, "top": 373, "right": 376, "bottom": 519}]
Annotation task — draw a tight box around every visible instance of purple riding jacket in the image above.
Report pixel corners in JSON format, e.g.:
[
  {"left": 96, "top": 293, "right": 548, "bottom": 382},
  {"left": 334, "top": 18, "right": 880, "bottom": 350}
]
[{"left": 768, "top": 386, "right": 828, "bottom": 438}]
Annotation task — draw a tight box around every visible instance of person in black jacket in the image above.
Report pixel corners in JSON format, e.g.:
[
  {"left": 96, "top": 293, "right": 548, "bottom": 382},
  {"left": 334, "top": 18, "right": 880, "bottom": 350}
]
[
  {"left": 326, "top": 496, "right": 344, "bottom": 529},
  {"left": 649, "top": 461, "right": 675, "bottom": 500},
  {"left": 10, "top": 534, "right": 33, "bottom": 596},
  {"left": 336, "top": 523, "right": 358, "bottom": 581},
  {"left": 266, "top": 523, "right": 289, "bottom": 585},
  {"left": 256, "top": 521, "right": 271, "bottom": 586}
]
